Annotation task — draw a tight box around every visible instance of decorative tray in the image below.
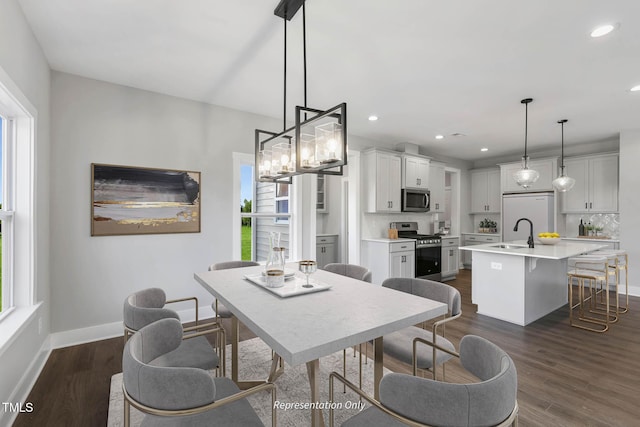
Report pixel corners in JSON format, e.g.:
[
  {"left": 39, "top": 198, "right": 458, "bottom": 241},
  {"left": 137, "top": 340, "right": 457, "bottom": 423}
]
[{"left": 244, "top": 274, "right": 332, "bottom": 298}]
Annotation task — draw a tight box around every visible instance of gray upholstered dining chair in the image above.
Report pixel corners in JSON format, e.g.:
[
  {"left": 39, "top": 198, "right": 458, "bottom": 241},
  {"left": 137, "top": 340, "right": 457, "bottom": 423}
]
[
  {"left": 323, "top": 263, "right": 373, "bottom": 283},
  {"left": 329, "top": 335, "right": 518, "bottom": 427},
  {"left": 123, "top": 287, "right": 224, "bottom": 374},
  {"left": 381, "top": 277, "right": 461, "bottom": 379},
  {"left": 323, "top": 263, "right": 373, "bottom": 390},
  {"left": 123, "top": 318, "right": 276, "bottom": 427},
  {"left": 209, "top": 261, "right": 260, "bottom": 320}
]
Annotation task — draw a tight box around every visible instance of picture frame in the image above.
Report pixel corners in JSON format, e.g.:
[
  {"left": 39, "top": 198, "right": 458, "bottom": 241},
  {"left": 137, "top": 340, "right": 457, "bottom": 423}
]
[{"left": 91, "top": 163, "right": 201, "bottom": 236}]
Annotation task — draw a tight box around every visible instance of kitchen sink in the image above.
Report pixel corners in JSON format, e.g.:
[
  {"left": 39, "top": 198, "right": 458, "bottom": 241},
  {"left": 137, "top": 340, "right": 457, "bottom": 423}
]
[{"left": 490, "top": 244, "right": 529, "bottom": 249}]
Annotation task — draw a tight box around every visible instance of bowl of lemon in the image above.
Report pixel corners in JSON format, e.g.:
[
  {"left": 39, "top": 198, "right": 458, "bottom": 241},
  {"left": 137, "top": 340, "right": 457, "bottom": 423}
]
[{"left": 537, "top": 232, "right": 561, "bottom": 245}]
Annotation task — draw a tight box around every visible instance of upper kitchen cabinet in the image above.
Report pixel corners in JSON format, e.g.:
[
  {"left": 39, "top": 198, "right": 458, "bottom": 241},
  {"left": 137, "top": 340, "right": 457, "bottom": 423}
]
[
  {"left": 500, "top": 157, "right": 557, "bottom": 193},
  {"left": 470, "top": 168, "right": 500, "bottom": 213},
  {"left": 560, "top": 153, "right": 618, "bottom": 213},
  {"left": 402, "top": 154, "right": 430, "bottom": 190},
  {"left": 363, "top": 149, "right": 402, "bottom": 213},
  {"left": 429, "top": 161, "right": 446, "bottom": 212}
]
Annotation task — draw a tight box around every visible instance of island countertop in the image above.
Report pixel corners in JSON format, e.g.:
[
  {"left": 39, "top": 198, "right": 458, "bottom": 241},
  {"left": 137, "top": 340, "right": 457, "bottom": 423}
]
[{"left": 459, "top": 240, "right": 609, "bottom": 260}]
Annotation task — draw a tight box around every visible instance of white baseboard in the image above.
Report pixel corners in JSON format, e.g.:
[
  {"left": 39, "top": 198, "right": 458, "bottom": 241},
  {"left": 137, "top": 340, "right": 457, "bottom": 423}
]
[
  {"left": 49, "top": 305, "right": 215, "bottom": 349},
  {"left": 1, "top": 337, "right": 51, "bottom": 427}
]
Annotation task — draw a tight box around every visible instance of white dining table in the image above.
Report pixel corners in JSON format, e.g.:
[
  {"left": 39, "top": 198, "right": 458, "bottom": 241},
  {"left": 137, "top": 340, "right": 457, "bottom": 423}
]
[{"left": 194, "top": 263, "right": 447, "bottom": 426}]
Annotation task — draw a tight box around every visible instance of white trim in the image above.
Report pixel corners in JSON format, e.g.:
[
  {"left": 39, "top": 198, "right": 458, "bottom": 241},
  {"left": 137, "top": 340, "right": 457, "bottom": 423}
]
[
  {"left": 1, "top": 334, "right": 51, "bottom": 427},
  {"left": 347, "top": 150, "right": 361, "bottom": 264},
  {"left": 49, "top": 305, "right": 215, "bottom": 349},
  {"left": 445, "top": 166, "right": 461, "bottom": 237}
]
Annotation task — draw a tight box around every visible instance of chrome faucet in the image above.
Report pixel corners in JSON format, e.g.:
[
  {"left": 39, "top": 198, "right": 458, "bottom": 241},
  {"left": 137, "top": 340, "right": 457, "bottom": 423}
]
[{"left": 513, "top": 218, "right": 535, "bottom": 248}]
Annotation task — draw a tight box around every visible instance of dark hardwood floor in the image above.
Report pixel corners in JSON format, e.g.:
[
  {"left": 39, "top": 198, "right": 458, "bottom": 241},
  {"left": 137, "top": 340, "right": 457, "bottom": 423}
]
[{"left": 15, "top": 269, "right": 640, "bottom": 426}]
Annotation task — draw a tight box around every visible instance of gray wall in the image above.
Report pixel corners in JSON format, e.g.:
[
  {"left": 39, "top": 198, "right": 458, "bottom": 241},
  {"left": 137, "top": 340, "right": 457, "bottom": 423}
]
[{"left": 50, "top": 71, "right": 283, "bottom": 333}]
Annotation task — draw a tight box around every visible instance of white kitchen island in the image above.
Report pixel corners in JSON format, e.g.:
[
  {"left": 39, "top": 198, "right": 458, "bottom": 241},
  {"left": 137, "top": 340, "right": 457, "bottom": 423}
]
[{"left": 459, "top": 240, "right": 608, "bottom": 326}]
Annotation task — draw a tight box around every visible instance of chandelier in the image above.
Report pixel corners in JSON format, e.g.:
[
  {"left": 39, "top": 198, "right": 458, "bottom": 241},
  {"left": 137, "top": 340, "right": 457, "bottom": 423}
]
[{"left": 255, "top": 0, "right": 347, "bottom": 183}]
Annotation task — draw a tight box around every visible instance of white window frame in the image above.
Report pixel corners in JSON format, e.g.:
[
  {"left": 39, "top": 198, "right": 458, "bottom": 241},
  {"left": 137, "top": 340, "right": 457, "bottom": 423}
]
[
  {"left": 0, "top": 65, "right": 36, "bottom": 329},
  {"left": 232, "top": 153, "right": 293, "bottom": 262},
  {"left": 274, "top": 182, "right": 290, "bottom": 225},
  {"left": 0, "top": 115, "right": 15, "bottom": 315}
]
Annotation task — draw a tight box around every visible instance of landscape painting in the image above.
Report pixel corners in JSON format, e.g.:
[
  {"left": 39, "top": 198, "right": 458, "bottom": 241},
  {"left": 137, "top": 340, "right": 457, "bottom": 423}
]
[{"left": 91, "top": 163, "right": 201, "bottom": 236}]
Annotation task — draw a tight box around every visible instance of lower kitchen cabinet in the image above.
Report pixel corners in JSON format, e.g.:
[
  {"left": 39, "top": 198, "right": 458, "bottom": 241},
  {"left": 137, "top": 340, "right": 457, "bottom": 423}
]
[
  {"left": 441, "top": 237, "right": 459, "bottom": 280},
  {"left": 461, "top": 234, "right": 501, "bottom": 268},
  {"left": 316, "top": 234, "right": 338, "bottom": 268},
  {"left": 361, "top": 239, "right": 416, "bottom": 285}
]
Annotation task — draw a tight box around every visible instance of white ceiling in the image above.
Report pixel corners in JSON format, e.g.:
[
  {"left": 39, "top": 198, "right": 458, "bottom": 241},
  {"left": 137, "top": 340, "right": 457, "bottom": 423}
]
[{"left": 18, "top": 0, "right": 640, "bottom": 160}]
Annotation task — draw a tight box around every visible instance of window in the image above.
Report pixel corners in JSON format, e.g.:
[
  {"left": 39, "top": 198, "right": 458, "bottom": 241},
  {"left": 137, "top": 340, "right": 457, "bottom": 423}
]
[
  {"left": 0, "top": 68, "right": 36, "bottom": 324},
  {"left": 233, "top": 153, "right": 292, "bottom": 262},
  {"left": 274, "top": 183, "right": 289, "bottom": 224},
  {"left": 0, "top": 112, "right": 14, "bottom": 314}
]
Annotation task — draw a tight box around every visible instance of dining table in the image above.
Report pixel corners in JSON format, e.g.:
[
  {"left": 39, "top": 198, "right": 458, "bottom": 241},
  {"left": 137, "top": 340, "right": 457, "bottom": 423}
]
[{"left": 194, "top": 262, "right": 447, "bottom": 426}]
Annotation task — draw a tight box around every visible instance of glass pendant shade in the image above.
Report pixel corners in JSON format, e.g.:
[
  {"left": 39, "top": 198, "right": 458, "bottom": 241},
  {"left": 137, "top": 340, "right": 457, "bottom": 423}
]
[
  {"left": 552, "top": 119, "right": 574, "bottom": 192},
  {"left": 514, "top": 98, "right": 538, "bottom": 188},
  {"left": 552, "top": 174, "right": 576, "bottom": 192},
  {"left": 513, "top": 156, "right": 540, "bottom": 188},
  {"left": 315, "top": 122, "right": 343, "bottom": 164}
]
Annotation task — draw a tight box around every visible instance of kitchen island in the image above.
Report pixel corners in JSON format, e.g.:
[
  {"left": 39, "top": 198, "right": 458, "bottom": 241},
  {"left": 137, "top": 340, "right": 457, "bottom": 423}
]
[{"left": 459, "top": 240, "right": 608, "bottom": 326}]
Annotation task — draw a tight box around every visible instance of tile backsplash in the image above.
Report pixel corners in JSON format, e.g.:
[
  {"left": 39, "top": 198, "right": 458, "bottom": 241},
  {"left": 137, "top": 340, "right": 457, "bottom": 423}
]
[
  {"left": 362, "top": 213, "right": 436, "bottom": 238},
  {"left": 565, "top": 213, "right": 619, "bottom": 239}
]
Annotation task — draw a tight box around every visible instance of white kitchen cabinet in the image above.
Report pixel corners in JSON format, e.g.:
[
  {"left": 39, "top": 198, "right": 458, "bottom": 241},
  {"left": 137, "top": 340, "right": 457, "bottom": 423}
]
[
  {"left": 461, "top": 234, "right": 501, "bottom": 268},
  {"left": 500, "top": 158, "right": 557, "bottom": 193},
  {"left": 361, "top": 239, "right": 416, "bottom": 285},
  {"left": 316, "top": 234, "right": 337, "bottom": 268},
  {"left": 560, "top": 154, "right": 618, "bottom": 213},
  {"left": 402, "top": 154, "right": 430, "bottom": 190},
  {"left": 470, "top": 168, "right": 501, "bottom": 213},
  {"left": 429, "top": 161, "right": 446, "bottom": 212},
  {"left": 363, "top": 149, "right": 402, "bottom": 213},
  {"left": 441, "top": 237, "right": 459, "bottom": 280}
]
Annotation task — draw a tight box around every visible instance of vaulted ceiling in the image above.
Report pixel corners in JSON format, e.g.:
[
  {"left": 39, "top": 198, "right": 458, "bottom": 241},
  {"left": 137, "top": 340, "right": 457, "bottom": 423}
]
[{"left": 18, "top": 0, "right": 640, "bottom": 160}]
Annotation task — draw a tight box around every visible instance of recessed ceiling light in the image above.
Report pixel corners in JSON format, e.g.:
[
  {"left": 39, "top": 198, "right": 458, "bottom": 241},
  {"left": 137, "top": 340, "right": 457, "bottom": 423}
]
[
  {"left": 435, "top": 134, "right": 444, "bottom": 140},
  {"left": 630, "top": 85, "right": 640, "bottom": 92},
  {"left": 368, "top": 115, "right": 378, "bottom": 121},
  {"left": 590, "top": 24, "right": 616, "bottom": 38},
  {"left": 481, "top": 148, "right": 488, "bottom": 152}
]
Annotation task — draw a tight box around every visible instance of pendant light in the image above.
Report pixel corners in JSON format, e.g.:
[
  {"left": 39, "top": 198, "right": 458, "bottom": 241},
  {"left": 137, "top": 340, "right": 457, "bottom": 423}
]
[
  {"left": 552, "top": 119, "right": 576, "bottom": 192},
  {"left": 513, "top": 98, "right": 540, "bottom": 189},
  {"left": 255, "top": 0, "right": 347, "bottom": 183}
]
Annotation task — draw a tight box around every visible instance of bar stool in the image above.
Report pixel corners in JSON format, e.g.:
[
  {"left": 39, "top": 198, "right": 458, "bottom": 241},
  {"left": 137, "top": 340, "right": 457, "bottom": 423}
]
[
  {"left": 567, "top": 255, "right": 612, "bottom": 333},
  {"left": 593, "top": 249, "right": 629, "bottom": 315}
]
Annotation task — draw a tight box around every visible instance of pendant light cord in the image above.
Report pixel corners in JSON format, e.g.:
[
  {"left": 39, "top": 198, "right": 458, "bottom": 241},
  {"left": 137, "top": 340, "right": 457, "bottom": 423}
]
[
  {"left": 283, "top": 18, "right": 287, "bottom": 131},
  {"left": 524, "top": 102, "right": 528, "bottom": 158},
  {"left": 303, "top": 1, "right": 307, "bottom": 109}
]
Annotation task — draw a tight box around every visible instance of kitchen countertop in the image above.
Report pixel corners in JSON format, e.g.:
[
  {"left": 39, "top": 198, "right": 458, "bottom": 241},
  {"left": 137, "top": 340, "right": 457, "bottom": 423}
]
[
  {"left": 459, "top": 240, "right": 609, "bottom": 260},
  {"left": 440, "top": 235, "right": 460, "bottom": 239},
  {"left": 561, "top": 237, "right": 620, "bottom": 243},
  {"left": 361, "top": 238, "right": 415, "bottom": 243},
  {"left": 316, "top": 233, "right": 338, "bottom": 237},
  {"left": 461, "top": 232, "right": 501, "bottom": 236}
]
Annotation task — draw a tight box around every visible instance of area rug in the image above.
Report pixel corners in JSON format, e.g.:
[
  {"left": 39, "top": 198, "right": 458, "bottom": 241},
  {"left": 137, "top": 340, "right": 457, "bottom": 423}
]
[{"left": 107, "top": 338, "right": 389, "bottom": 426}]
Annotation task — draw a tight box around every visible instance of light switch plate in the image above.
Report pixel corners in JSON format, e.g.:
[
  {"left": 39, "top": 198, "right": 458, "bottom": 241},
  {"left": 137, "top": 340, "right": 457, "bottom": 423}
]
[{"left": 491, "top": 262, "right": 502, "bottom": 270}]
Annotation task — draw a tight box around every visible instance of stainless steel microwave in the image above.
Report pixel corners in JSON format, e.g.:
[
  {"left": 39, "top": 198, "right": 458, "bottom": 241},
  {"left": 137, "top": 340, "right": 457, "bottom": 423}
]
[{"left": 402, "top": 188, "right": 430, "bottom": 212}]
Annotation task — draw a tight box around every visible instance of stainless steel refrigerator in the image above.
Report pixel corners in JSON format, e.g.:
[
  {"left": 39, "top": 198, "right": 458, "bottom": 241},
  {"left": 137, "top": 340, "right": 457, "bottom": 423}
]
[{"left": 502, "top": 192, "right": 555, "bottom": 242}]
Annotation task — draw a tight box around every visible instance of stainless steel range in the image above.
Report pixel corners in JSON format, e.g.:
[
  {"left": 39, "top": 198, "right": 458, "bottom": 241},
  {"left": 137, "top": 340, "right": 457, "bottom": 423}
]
[{"left": 390, "top": 221, "right": 442, "bottom": 281}]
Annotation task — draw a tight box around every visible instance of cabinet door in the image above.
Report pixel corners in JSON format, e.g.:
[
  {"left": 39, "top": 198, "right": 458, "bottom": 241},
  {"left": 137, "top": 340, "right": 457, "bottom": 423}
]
[
  {"left": 561, "top": 158, "right": 589, "bottom": 213},
  {"left": 470, "top": 171, "right": 488, "bottom": 213},
  {"left": 589, "top": 155, "right": 618, "bottom": 212},
  {"left": 390, "top": 251, "right": 414, "bottom": 278},
  {"left": 403, "top": 252, "right": 416, "bottom": 278},
  {"left": 316, "top": 175, "right": 327, "bottom": 213},
  {"left": 442, "top": 247, "right": 458, "bottom": 277},
  {"left": 404, "top": 156, "right": 429, "bottom": 189},
  {"left": 317, "top": 243, "right": 336, "bottom": 268},
  {"left": 376, "top": 154, "right": 392, "bottom": 212},
  {"left": 388, "top": 155, "right": 402, "bottom": 211},
  {"left": 429, "top": 162, "right": 446, "bottom": 212},
  {"left": 486, "top": 169, "right": 501, "bottom": 212}
]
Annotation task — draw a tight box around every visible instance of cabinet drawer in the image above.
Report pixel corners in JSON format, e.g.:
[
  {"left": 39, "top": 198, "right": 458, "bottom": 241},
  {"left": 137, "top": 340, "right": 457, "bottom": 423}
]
[
  {"left": 464, "top": 235, "right": 500, "bottom": 244},
  {"left": 317, "top": 235, "right": 337, "bottom": 244},
  {"left": 390, "top": 241, "right": 415, "bottom": 253},
  {"left": 441, "top": 238, "right": 459, "bottom": 247}
]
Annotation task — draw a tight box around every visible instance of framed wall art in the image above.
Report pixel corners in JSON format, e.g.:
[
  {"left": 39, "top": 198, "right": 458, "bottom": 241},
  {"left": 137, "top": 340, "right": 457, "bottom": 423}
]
[{"left": 91, "top": 163, "right": 201, "bottom": 236}]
